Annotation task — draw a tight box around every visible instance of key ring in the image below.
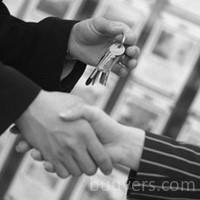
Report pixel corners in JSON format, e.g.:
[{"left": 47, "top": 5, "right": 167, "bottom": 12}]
[{"left": 120, "top": 33, "right": 126, "bottom": 47}]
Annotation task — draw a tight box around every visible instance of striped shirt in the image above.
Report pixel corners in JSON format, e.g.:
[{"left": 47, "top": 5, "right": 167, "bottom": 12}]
[{"left": 127, "top": 132, "right": 200, "bottom": 200}]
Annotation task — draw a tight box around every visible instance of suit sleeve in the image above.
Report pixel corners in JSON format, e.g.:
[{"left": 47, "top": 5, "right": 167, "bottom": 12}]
[
  {"left": 127, "top": 132, "right": 200, "bottom": 200},
  {"left": 0, "top": 63, "right": 41, "bottom": 134},
  {"left": 0, "top": 1, "right": 86, "bottom": 92}
]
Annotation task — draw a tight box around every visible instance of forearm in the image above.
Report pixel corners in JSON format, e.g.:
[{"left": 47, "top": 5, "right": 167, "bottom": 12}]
[
  {"left": 0, "top": 64, "right": 40, "bottom": 134},
  {"left": 127, "top": 132, "right": 200, "bottom": 199}
]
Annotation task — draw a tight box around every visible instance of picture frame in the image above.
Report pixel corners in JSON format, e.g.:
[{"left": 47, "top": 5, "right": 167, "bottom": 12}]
[
  {"left": 69, "top": 169, "right": 128, "bottom": 200},
  {"left": 111, "top": 81, "right": 171, "bottom": 134},
  {"left": 6, "top": 155, "right": 71, "bottom": 200},
  {"left": 134, "top": 13, "right": 200, "bottom": 99},
  {"left": 22, "top": 0, "right": 82, "bottom": 22},
  {"left": 177, "top": 116, "right": 200, "bottom": 146}
]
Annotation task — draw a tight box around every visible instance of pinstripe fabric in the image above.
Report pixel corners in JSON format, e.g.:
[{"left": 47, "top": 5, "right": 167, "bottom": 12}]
[{"left": 127, "top": 132, "right": 200, "bottom": 199}]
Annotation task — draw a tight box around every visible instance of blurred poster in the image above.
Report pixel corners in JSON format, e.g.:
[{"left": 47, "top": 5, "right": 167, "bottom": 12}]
[
  {"left": 6, "top": 155, "right": 71, "bottom": 200},
  {"left": 37, "top": 0, "right": 73, "bottom": 18},
  {"left": 111, "top": 81, "right": 171, "bottom": 134},
  {"left": 96, "top": 0, "right": 149, "bottom": 36},
  {"left": 134, "top": 13, "right": 200, "bottom": 100},
  {"left": 70, "top": 170, "right": 128, "bottom": 200},
  {"left": 74, "top": 0, "right": 99, "bottom": 20},
  {"left": 177, "top": 116, "right": 200, "bottom": 146},
  {"left": 72, "top": 66, "right": 118, "bottom": 108},
  {"left": 169, "top": 0, "right": 200, "bottom": 18},
  {"left": 22, "top": 0, "right": 80, "bottom": 21},
  {"left": 3, "top": 0, "right": 25, "bottom": 15},
  {"left": 189, "top": 88, "right": 200, "bottom": 115}
]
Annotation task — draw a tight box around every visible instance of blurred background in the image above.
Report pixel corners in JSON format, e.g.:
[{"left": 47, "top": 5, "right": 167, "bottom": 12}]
[{"left": 1, "top": 0, "right": 200, "bottom": 199}]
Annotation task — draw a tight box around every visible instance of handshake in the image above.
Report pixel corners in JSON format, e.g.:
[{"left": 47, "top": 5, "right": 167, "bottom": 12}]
[
  {"left": 11, "top": 17, "right": 142, "bottom": 178},
  {"left": 12, "top": 91, "right": 145, "bottom": 178}
]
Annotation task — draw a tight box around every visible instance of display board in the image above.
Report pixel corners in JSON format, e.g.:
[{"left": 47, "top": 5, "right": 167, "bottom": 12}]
[
  {"left": 111, "top": 81, "right": 171, "bottom": 134},
  {"left": 94, "top": 0, "right": 151, "bottom": 37},
  {"left": 177, "top": 116, "right": 200, "bottom": 146},
  {"left": 3, "top": 0, "right": 25, "bottom": 16},
  {"left": 169, "top": 0, "right": 200, "bottom": 18},
  {"left": 69, "top": 169, "right": 128, "bottom": 200},
  {"left": 21, "top": 0, "right": 83, "bottom": 21},
  {"left": 134, "top": 12, "right": 200, "bottom": 100},
  {"left": 5, "top": 154, "right": 71, "bottom": 200}
]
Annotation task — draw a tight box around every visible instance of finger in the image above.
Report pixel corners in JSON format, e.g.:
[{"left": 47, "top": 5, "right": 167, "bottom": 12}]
[
  {"left": 54, "top": 162, "right": 71, "bottom": 179},
  {"left": 111, "top": 47, "right": 139, "bottom": 76},
  {"left": 31, "top": 149, "right": 44, "bottom": 161},
  {"left": 126, "top": 46, "right": 140, "bottom": 59},
  {"left": 87, "top": 134, "right": 113, "bottom": 175},
  {"left": 115, "top": 30, "right": 137, "bottom": 46},
  {"left": 59, "top": 105, "right": 98, "bottom": 123},
  {"left": 120, "top": 47, "right": 140, "bottom": 68},
  {"left": 74, "top": 149, "right": 97, "bottom": 176},
  {"left": 16, "top": 141, "right": 31, "bottom": 153},
  {"left": 60, "top": 154, "right": 82, "bottom": 177},
  {"left": 43, "top": 161, "right": 56, "bottom": 173},
  {"left": 124, "top": 31, "right": 137, "bottom": 46},
  {"left": 127, "top": 59, "right": 138, "bottom": 71},
  {"left": 112, "top": 59, "right": 137, "bottom": 77},
  {"left": 91, "top": 17, "right": 130, "bottom": 37}
]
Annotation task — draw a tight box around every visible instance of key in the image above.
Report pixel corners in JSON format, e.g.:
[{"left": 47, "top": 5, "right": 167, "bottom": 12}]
[
  {"left": 86, "top": 34, "right": 126, "bottom": 86},
  {"left": 85, "top": 46, "right": 117, "bottom": 85},
  {"left": 99, "top": 44, "right": 125, "bottom": 85}
]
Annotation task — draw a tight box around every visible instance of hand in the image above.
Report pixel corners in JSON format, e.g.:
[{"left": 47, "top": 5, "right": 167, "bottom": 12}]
[
  {"left": 69, "top": 17, "right": 140, "bottom": 77},
  {"left": 61, "top": 105, "right": 145, "bottom": 170},
  {"left": 16, "top": 104, "right": 145, "bottom": 172},
  {"left": 14, "top": 90, "right": 112, "bottom": 178}
]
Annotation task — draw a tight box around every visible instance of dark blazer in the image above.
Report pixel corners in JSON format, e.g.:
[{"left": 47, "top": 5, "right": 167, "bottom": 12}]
[{"left": 0, "top": 1, "right": 86, "bottom": 133}]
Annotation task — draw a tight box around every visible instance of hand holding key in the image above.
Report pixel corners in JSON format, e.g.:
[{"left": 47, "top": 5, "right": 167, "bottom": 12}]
[
  {"left": 69, "top": 17, "right": 140, "bottom": 79},
  {"left": 86, "top": 34, "right": 126, "bottom": 86}
]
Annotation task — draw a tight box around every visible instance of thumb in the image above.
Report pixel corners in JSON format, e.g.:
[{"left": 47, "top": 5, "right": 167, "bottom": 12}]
[
  {"left": 59, "top": 105, "right": 100, "bottom": 123},
  {"left": 91, "top": 17, "right": 130, "bottom": 37}
]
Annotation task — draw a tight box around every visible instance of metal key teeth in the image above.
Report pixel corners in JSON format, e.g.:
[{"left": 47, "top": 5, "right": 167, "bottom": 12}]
[
  {"left": 99, "top": 72, "right": 107, "bottom": 86},
  {"left": 85, "top": 33, "right": 126, "bottom": 86}
]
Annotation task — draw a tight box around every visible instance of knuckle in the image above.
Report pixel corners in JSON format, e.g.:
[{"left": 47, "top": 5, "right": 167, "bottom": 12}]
[{"left": 97, "top": 156, "right": 108, "bottom": 167}]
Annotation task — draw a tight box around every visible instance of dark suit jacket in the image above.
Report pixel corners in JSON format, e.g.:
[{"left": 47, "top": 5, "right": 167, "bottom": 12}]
[{"left": 0, "top": 1, "right": 86, "bottom": 133}]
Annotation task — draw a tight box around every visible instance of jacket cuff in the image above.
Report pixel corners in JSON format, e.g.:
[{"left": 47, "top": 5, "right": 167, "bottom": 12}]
[
  {"left": 60, "top": 61, "right": 86, "bottom": 92},
  {"left": 0, "top": 64, "right": 40, "bottom": 134}
]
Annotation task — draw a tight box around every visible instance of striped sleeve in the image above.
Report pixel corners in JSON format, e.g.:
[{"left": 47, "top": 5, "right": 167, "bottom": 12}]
[{"left": 127, "top": 132, "right": 200, "bottom": 200}]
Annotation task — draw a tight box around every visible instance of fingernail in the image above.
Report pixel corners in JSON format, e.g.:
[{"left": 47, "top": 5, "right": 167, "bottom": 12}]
[{"left": 105, "top": 169, "right": 112, "bottom": 175}]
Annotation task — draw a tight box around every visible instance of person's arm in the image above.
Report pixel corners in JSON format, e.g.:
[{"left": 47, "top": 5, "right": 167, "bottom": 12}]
[
  {"left": 48, "top": 105, "right": 200, "bottom": 199},
  {"left": 0, "top": 1, "right": 86, "bottom": 92},
  {"left": 0, "top": 63, "right": 40, "bottom": 134},
  {"left": 127, "top": 132, "right": 200, "bottom": 200}
]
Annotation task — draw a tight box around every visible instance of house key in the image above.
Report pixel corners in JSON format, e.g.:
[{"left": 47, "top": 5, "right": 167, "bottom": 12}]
[{"left": 86, "top": 34, "right": 126, "bottom": 86}]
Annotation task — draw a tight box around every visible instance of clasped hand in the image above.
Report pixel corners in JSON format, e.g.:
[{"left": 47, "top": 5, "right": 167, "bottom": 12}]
[{"left": 12, "top": 17, "right": 140, "bottom": 178}]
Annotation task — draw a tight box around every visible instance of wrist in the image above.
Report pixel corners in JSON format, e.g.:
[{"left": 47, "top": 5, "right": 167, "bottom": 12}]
[
  {"left": 16, "top": 90, "right": 48, "bottom": 127},
  {"left": 119, "top": 126, "right": 145, "bottom": 171}
]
